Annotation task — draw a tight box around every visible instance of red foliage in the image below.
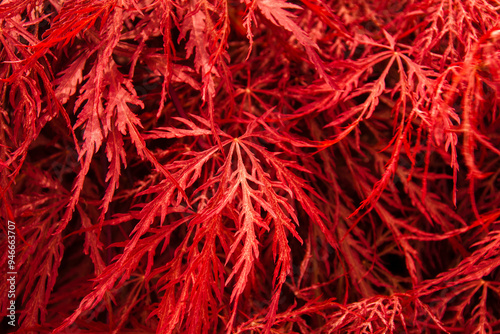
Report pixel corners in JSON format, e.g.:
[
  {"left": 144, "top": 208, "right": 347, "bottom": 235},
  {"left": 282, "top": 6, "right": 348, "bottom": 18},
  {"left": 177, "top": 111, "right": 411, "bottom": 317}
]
[{"left": 1, "top": 0, "right": 500, "bottom": 333}]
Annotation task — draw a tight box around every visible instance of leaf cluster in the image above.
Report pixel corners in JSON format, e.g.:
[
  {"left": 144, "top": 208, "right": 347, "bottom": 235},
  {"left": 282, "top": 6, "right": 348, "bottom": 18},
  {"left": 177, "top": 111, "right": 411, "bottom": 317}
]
[{"left": 1, "top": 0, "right": 499, "bottom": 333}]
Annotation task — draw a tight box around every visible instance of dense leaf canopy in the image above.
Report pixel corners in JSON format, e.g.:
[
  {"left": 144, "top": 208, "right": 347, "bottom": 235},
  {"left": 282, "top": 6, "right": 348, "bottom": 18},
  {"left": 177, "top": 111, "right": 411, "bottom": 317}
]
[{"left": 1, "top": 0, "right": 499, "bottom": 333}]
